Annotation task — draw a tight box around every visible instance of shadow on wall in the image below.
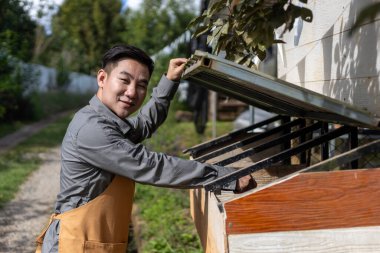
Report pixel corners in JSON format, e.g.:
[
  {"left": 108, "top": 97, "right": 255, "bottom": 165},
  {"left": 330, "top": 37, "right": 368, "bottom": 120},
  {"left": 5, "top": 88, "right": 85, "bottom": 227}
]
[{"left": 322, "top": 1, "right": 380, "bottom": 116}]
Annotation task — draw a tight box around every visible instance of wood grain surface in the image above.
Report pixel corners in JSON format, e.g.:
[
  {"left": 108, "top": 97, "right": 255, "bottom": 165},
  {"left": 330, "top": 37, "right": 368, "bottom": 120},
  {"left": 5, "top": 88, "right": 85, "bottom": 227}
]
[
  {"left": 228, "top": 226, "right": 380, "bottom": 253},
  {"left": 224, "top": 168, "right": 380, "bottom": 234},
  {"left": 190, "top": 188, "right": 227, "bottom": 253}
]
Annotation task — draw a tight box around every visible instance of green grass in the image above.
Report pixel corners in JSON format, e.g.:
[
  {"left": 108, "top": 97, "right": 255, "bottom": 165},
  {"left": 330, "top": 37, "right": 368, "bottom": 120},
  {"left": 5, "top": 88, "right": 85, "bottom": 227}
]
[
  {"left": 135, "top": 116, "right": 233, "bottom": 253},
  {"left": 0, "top": 113, "right": 73, "bottom": 208},
  {"left": 0, "top": 121, "right": 26, "bottom": 138}
]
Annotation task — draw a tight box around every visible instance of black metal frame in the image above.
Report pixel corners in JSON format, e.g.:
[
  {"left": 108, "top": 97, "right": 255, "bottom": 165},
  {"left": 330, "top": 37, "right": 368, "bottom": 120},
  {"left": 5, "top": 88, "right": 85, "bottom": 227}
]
[
  {"left": 195, "top": 117, "right": 305, "bottom": 163},
  {"left": 181, "top": 51, "right": 380, "bottom": 193},
  {"left": 203, "top": 123, "right": 356, "bottom": 192},
  {"left": 214, "top": 121, "right": 323, "bottom": 167},
  {"left": 183, "top": 115, "right": 283, "bottom": 158}
]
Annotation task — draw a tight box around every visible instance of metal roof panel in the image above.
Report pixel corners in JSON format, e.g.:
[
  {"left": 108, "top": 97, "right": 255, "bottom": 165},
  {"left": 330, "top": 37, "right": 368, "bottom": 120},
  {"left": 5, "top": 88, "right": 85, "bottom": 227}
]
[{"left": 182, "top": 51, "right": 380, "bottom": 129}]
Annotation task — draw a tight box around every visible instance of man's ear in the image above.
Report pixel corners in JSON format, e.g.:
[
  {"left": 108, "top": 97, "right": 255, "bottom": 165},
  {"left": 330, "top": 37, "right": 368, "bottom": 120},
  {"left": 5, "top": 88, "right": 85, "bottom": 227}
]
[{"left": 97, "top": 69, "right": 107, "bottom": 88}]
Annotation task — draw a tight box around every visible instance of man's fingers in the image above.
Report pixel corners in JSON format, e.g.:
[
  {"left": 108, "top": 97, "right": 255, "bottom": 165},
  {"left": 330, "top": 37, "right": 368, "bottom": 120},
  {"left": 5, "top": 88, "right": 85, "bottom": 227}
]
[
  {"left": 234, "top": 175, "right": 257, "bottom": 193},
  {"left": 171, "top": 58, "right": 188, "bottom": 66},
  {"left": 166, "top": 58, "right": 188, "bottom": 81}
]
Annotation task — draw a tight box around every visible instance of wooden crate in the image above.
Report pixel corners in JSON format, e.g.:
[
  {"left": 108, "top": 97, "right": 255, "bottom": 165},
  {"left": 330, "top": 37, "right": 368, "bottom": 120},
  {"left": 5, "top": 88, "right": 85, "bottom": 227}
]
[{"left": 190, "top": 167, "right": 380, "bottom": 253}]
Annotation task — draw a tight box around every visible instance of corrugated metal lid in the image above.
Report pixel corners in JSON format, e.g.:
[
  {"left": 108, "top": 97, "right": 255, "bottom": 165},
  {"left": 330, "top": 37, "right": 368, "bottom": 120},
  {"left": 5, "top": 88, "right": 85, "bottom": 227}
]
[{"left": 182, "top": 51, "right": 380, "bottom": 129}]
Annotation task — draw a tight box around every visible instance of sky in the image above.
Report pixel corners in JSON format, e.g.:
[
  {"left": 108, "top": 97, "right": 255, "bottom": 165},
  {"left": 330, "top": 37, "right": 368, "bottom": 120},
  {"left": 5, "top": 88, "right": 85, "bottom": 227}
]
[{"left": 121, "top": 0, "right": 143, "bottom": 12}]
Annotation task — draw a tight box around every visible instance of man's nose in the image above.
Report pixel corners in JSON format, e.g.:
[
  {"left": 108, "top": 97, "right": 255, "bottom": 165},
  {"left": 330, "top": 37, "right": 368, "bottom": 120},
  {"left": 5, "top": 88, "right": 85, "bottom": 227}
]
[{"left": 125, "top": 84, "right": 137, "bottom": 99}]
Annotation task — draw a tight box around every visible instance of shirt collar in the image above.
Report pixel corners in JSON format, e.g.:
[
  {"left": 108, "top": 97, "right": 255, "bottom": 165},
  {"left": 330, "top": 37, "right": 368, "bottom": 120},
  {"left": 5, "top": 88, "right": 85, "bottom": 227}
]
[{"left": 89, "top": 95, "right": 132, "bottom": 135}]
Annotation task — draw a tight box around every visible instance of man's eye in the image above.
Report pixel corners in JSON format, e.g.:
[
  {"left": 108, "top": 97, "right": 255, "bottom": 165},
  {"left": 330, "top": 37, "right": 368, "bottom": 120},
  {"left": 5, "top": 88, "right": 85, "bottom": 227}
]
[
  {"left": 120, "top": 79, "right": 130, "bottom": 84},
  {"left": 138, "top": 83, "right": 147, "bottom": 89}
]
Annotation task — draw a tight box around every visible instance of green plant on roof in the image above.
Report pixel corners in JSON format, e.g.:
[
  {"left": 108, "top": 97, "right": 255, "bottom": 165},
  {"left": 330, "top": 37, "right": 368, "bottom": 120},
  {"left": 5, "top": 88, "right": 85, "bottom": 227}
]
[{"left": 187, "top": 0, "right": 313, "bottom": 68}]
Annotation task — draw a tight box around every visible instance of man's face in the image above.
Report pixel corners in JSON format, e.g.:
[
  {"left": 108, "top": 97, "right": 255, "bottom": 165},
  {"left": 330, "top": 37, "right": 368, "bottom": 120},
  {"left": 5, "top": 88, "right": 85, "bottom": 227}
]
[{"left": 97, "top": 59, "right": 150, "bottom": 118}]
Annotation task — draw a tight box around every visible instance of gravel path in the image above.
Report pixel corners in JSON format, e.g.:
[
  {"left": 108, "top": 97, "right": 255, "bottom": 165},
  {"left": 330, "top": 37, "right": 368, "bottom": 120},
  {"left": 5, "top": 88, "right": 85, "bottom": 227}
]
[
  {"left": 0, "top": 111, "right": 70, "bottom": 155},
  {"left": 0, "top": 147, "right": 61, "bottom": 253}
]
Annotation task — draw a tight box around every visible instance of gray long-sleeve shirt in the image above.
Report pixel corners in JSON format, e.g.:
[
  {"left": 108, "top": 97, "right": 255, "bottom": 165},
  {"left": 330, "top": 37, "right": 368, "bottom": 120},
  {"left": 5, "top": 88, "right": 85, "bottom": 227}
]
[{"left": 41, "top": 75, "right": 236, "bottom": 252}]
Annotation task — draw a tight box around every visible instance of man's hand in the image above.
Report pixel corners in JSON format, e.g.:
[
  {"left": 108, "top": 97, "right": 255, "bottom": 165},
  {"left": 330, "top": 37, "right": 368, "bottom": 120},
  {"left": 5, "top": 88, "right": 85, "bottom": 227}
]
[
  {"left": 234, "top": 175, "right": 257, "bottom": 194},
  {"left": 166, "top": 58, "right": 188, "bottom": 81}
]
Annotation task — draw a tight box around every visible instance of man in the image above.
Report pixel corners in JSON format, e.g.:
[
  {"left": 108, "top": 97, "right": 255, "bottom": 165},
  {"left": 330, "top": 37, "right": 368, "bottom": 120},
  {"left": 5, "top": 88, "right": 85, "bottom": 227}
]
[{"left": 36, "top": 44, "right": 256, "bottom": 253}]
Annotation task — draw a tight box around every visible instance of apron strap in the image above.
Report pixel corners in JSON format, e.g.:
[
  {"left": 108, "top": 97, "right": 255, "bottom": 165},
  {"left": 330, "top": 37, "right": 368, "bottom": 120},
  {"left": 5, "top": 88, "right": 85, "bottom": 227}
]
[{"left": 35, "top": 213, "right": 58, "bottom": 253}]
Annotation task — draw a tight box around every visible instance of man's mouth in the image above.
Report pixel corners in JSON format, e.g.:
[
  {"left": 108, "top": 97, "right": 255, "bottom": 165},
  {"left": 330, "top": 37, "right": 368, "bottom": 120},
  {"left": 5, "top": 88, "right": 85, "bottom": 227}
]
[{"left": 119, "top": 99, "right": 136, "bottom": 107}]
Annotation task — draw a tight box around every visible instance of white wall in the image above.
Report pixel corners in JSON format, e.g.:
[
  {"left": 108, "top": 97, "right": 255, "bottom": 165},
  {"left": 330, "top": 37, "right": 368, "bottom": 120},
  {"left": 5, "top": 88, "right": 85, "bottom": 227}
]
[
  {"left": 23, "top": 63, "right": 97, "bottom": 94},
  {"left": 277, "top": 0, "right": 380, "bottom": 117}
]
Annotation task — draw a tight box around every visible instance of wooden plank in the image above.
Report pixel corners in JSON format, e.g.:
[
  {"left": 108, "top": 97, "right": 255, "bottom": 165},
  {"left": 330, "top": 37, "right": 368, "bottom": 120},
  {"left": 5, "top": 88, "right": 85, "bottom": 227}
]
[
  {"left": 224, "top": 168, "right": 380, "bottom": 234},
  {"left": 189, "top": 188, "right": 227, "bottom": 253},
  {"left": 228, "top": 226, "right": 380, "bottom": 253}
]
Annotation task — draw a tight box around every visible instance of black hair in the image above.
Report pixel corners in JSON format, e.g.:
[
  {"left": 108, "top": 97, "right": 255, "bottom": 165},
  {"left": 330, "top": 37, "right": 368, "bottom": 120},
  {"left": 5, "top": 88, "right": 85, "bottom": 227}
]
[{"left": 101, "top": 44, "right": 154, "bottom": 76}]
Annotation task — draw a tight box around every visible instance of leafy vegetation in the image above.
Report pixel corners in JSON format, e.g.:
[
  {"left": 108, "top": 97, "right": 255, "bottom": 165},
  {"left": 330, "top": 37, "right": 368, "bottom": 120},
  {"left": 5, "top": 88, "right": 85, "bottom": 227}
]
[
  {"left": 42, "top": 0, "right": 124, "bottom": 74},
  {"left": 188, "top": 0, "right": 313, "bottom": 67},
  {"left": 0, "top": 0, "right": 37, "bottom": 120},
  {"left": 35, "top": 0, "right": 195, "bottom": 74},
  {"left": 27, "top": 91, "right": 92, "bottom": 120},
  {"left": 123, "top": 0, "right": 195, "bottom": 55},
  {"left": 1, "top": 0, "right": 194, "bottom": 127},
  {"left": 135, "top": 118, "right": 233, "bottom": 253}
]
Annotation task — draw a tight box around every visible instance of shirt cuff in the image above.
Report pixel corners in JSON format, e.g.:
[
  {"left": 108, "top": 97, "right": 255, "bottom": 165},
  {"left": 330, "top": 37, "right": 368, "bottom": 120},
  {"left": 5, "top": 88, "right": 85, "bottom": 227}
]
[
  {"left": 213, "top": 165, "right": 237, "bottom": 191},
  {"left": 155, "top": 74, "right": 180, "bottom": 100}
]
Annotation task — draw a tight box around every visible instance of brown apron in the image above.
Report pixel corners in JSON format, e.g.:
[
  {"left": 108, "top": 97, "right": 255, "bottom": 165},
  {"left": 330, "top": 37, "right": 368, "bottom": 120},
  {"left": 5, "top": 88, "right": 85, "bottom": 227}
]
[{"left": 35, "top": 175, "right": 135, "bottom": 253}]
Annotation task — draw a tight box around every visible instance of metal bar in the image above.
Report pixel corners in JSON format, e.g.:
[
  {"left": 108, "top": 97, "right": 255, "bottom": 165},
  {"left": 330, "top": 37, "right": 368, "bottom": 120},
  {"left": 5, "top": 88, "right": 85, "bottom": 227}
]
[
  {"left": 204, "top": 125, "right": 352, "bottom": 192},
  {"left": 195, "top": 118, "right": 304, "bottom": 163},
  {"left": 358, "top": 129, "right": 380, "bottom": 135},
  {"left": 349, "top": 127, "right": 359, "bottom": 169},
  {"left": 305, "top": 139, "right": 380, "bottom": 172},
  {"left": 214, "top": 121, "right": 322, "bottom": 166},
  {"left": 183, "top": 115, "right": 283, "bottom": 157},
  {"left": 282, "top": 116, "right": 292, "bottom": 165},
  {"left": 192, "top": 72, "right": 304, "bottom": 116},
  {"left": 299, "top": 119, "right": 307, "bottom": 163},
  {"left": 321, "top": 123, "right": 329, "bottom": 160}
]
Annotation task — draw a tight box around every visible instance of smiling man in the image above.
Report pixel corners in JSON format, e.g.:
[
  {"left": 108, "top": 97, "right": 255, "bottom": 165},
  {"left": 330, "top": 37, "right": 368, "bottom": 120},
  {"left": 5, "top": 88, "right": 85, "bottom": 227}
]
[{"left": 35, "top": 44, "right": 256, "bottom": 253}]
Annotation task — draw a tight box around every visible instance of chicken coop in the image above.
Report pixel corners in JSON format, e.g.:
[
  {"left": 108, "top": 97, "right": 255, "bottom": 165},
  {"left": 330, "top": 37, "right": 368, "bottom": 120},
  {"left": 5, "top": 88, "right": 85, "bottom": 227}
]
[{"left": 182, "top": 51, "right": 380, "bottom": 253}]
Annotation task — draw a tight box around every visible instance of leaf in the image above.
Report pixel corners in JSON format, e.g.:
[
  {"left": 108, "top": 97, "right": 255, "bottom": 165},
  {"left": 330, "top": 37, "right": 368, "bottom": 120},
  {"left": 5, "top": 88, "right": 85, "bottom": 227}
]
[
  {"left": 187, "top": 14, "right": 206, "bottom": 29},
  {"left": 235, "top": 29, "right": 245, "bottom": 36},
  {"left": 236, "top": 54, "right": 251, "bottom": 65},
  {"left": 193, "top": 25, "right": 211, "bottom": 37},
  {"left": 257, "top": 48, "right": 267, "bottom": 61},
  {"left": 212, "top": 25, "right": 222, "bottom": 34},
  {"left": 242, "top": 32, "right": 254, "bottom": 46},
  {"left": 220, "top": 22, "right": 229, "bottom": 35},
  {"left": 214, "top": 18, "right": 224, "bottom": 27},
  {"left": 207, "top": 35, "right": 214, "bottom": 45},
  {"left": 300, "top": 8, "right": 313, "bottom": 22},
  {"left": 208, "top": 0, "right": 227, "bottom": 16}
]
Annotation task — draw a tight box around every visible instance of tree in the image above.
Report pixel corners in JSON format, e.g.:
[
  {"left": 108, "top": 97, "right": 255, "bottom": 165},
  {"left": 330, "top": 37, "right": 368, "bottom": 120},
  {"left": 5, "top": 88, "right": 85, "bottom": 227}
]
[
  {"left": 0, "top": 0, "right": 37, "bottom": 120},
  {"left": 0, "top": 0, "right": 36, "bottom": 61},
  {"left": 122, "top": 0, "right": 195, "bottom": 55},
  {"left": 44, "top": 0, "right": 124, "bottom": 74},
  {"left": 188, "top": 0, "right": 313, "bottom": 68}
]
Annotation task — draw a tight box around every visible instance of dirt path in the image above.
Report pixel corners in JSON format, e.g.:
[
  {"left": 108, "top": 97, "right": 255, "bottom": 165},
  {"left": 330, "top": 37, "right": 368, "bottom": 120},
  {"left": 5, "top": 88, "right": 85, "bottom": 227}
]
[
  {"left": 0, "top": 147, "right": 61, "bottom": 253},
  {"left": 0, "top": 111, "right": 71, "bottom": 155}
]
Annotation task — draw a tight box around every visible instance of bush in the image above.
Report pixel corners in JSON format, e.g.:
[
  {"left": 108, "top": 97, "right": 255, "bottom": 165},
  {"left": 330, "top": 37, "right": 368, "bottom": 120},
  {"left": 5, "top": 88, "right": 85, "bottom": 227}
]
[
  {"left": 0, "top": 48, "right": 27, "bottom": 121},
  {"left": 27, "top": 91, "right": 93, "bottom": 120}
]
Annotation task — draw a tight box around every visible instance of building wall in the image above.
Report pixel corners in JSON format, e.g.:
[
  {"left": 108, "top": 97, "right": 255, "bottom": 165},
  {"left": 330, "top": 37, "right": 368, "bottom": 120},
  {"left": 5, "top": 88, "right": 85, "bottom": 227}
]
[{"left": 277, "top": 0, "right": 380, "bottom": 117}]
